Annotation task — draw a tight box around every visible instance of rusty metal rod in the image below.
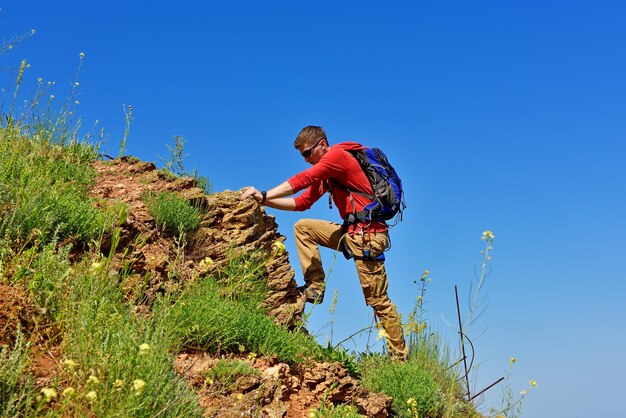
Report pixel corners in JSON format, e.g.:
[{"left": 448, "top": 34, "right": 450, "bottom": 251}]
[
  {"left": 470, "top": 377, "right": 505, "bottom": 401},
  {"left": 447, "top": 355, "right": 466, "bottom": 371},
  {"left": 455, "top": 285, "right": 471, "bottom": 400}
]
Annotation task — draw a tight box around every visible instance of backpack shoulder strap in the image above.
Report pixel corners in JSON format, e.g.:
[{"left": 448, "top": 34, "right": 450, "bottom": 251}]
[{"left": 331, "top": 149, "right": 376, "bottom": 199}]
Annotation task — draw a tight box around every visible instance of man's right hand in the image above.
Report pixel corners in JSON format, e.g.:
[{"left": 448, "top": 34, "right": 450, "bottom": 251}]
[{"left": 241, "top": 186, "right": 262, "bottom": 202}]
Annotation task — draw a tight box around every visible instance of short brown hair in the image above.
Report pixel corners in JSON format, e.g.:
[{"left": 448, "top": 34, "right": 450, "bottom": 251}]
[{"left": 294, "top": 125, "right": 327, "bottom": 149}]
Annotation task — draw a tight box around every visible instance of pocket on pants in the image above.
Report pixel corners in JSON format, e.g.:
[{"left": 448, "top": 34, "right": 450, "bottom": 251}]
[{"left": 361, "top": 283, "right": 373, "bottom": 306}]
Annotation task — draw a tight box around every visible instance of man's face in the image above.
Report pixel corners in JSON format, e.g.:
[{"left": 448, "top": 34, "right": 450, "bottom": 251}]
[{"left": 299, "top": 138, "right": 325, "bottom": 165}]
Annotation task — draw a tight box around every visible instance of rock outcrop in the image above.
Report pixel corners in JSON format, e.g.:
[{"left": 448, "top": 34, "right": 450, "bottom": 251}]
[
  {"left": 91, "top": 157, "right": 305, "bottom": 327},
  {"left": 175, "top": 352, "right": 392, "bottom": 418}
]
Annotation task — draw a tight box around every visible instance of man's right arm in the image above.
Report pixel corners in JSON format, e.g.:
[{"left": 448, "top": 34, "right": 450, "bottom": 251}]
[
  {"left": 240, "top": 181, "right": 297, "bottom": 210},
  {"left": 264, "top": 181, "right": 296, "bottom": 210}
]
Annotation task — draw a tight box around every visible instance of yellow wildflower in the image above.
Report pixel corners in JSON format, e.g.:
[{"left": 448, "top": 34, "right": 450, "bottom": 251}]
[
  {"left": 139, "top": 343, "right": 151, "bottom": 355},
  {"left": 272, "top": 240, "right": 286, "bottom": 257},
  {"left": 62, "top": 387, "right": 75, "bottom": 397},
  {"left": 406, "top": 398, "right": 417, "bottom": 407},
  {"left": 377, "top": 329, "right": 389, "bottom": 340},
  {"left": 41, "top": 387, "right": 57, "bottom": 403},
  {"left": 133, "top": 379, "right": 146, "bottom": 395},
  {"left": 85, "top": 391, "right": 97, "bottom": 402},
  {"left": 79, "top": 52, "right": 85, "bottom": 59},
  {"left": 113, "top": 379, "right": 125, "bottom": 389},
  {"left": 509, "top": 357, "right": 517, "bottom": 365},
  {"left": 87, "top": 375, "right": 100, "bottom": 385},
  {"left": 63, "top": 359, "right": 77, "bottom": 370},
  {"left": 529, "top": 380, "right": 537, "bottom": 387},
  {"left": 236, "top": 393, "right": 244, "bottom": 401},
  {"left": 520, "top": 389, "right": 527, "bottom": 397},
  {"left": 481, "top": 230, "right": 495, "bottom": 242},
  {"left": 198, "top": 256, "right": 214, "bottom": 268}
]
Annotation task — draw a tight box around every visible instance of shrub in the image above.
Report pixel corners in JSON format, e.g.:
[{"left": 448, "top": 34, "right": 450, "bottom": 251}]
[
  {"left": 360, "top": 355, "right": 443, "bottom": 418},
  {"left": 205, "top": 359, "right": 259, "bottom": 391},
  {"left": 9, "top": 242, "right": 71, "bottom": 326}
]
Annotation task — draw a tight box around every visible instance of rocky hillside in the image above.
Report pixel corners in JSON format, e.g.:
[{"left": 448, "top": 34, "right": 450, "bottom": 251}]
[{"left": 1, "top": 155, "right": 393, "bottom": 417}]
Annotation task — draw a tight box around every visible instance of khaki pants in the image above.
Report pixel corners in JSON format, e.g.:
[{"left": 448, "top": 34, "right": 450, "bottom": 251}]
[{"left": 294, "top": 218, "right": 408, "bottom": 358}]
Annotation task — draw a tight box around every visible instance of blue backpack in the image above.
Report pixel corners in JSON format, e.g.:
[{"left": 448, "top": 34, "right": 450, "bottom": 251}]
[{"left": 338, "top": 147, "right": 406, "bottom": 225}]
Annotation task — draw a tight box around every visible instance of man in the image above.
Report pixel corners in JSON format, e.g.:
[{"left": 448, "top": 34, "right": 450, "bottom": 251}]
[{"left": 241, "top": 125, "right": 407, "bottom": 359}]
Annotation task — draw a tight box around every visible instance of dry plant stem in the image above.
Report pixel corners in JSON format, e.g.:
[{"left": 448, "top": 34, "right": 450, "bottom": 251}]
[
  {"left": 465, "top": 235, "right": 493, "bottom": 330},
  {"left": 118, "top": 104, "right": 133, "bottom": 157},
  {"left": 333, "top": 325, "right": 377, "bottom": 350},
  {"left": 8, "top": 59, "right": 28, "bottom": 124}
]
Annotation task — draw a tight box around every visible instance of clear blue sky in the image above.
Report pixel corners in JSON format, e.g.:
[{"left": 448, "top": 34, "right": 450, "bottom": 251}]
[{"left": 3, "top": 1, "right": 625, "bottom": 417}]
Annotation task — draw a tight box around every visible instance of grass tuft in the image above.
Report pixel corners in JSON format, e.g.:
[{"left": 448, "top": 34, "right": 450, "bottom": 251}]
[
  {"left": 205, "top": 359, "right": 259, "bottom": 392},
  {"left": 360, "top": 355, "right": 443, "bottom": 418},
  {"left": 164, "top": 276, "right": 321, "bottom": 364},
  {"left": 142, "top": 191, "right": 200, "bottom": 236}
]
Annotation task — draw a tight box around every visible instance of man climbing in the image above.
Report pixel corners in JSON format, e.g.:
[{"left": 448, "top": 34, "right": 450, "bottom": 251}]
[{"left": 240, "top": 125, "right": 408, "bottom": 359}]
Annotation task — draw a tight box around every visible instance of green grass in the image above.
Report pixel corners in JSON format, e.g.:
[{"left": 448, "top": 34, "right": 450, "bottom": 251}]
[
  {"left": 9, "top": 243, "right": 72, "bottom": 326},
  {"left": 205, "top": 359, "right": 259, "bottom": 391},
  {"left": 360, "top": 354, "right": 444, "bottom": 418},
  {"left": 313, "top": 403, "right": 364, "bottom": 417},
  {"left": 50, "top": 255, "right": 202, "bottom": 417},
  {"left": 163, "top": 276, "right": 322, "bottom": 364},
  {"left": 357, "top": 330, "right": 479, "bottom": 418},
  {"left": 0, "top": 332, "right": 37, "bottom": 418},
  {"left": 0, "top": 126, "right": 116, "bottom": 250},
  {"left": 142, "top": 191, "right": 200, "bottom": 236},
  {"left": 212, "top": 249, "right": 269, "bottom": 307}
]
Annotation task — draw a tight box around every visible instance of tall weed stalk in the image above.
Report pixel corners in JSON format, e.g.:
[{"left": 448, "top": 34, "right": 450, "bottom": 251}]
[{"left": 0, "top": 332, "right": 37, "bottom": 417}]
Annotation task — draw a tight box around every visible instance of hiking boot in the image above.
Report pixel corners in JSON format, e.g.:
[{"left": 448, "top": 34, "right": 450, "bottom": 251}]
[{"left": 297, "top": 285, "right": 325, "bottom": 304}]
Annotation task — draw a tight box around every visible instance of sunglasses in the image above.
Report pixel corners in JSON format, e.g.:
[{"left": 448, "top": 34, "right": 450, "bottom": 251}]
[{"left": 301, "top": 137, "right": 324, "bottom": 158}]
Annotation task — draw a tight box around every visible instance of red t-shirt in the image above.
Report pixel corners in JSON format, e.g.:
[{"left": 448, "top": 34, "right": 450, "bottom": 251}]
[{"left": 287, "top": 142, "right": 388, "bottom": 234}]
